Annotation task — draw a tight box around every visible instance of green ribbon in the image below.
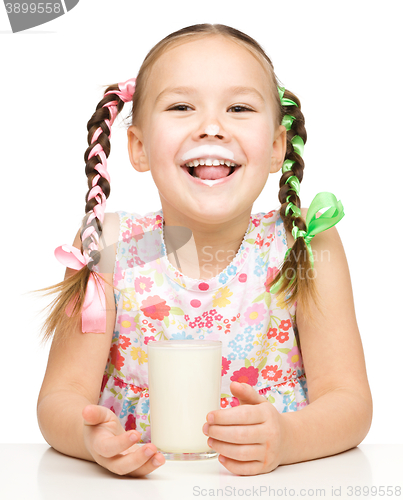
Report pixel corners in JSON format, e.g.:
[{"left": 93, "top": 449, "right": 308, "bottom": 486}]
[
  {"left": 269, "top": 192, "right": 345, "bottom": 294},
  {"left": 285, "top": 175, "right": 300, "bottom": 196},
  {"left": 291, "top": 135, "right": 304, "bottom": 156},
  {"left": 282, "top": 159, "right": 295, "bottom": 173},
  {"left": 277, "top": 86, "right": 298, "bottom": 107},
  {"left": 285, "top": 202, "right": 301, "bottom": 218},
  {"left": 281, "top": 114, "right": 295, "bottom": 131}
]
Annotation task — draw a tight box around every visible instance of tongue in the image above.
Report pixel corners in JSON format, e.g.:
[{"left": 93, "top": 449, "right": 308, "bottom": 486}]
[{"left": 194, "top": 165, "right": 231, "bottom": 180}]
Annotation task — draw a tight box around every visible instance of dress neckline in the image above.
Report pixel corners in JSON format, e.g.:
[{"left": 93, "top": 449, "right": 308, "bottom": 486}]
[{"left": 158, "top": 209, "right": 254, "bottom": 292}]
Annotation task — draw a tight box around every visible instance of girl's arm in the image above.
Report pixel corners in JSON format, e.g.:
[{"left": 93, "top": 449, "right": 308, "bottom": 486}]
[
  {"left": 37, "top": 214, "right": 165, "bottom": 475},
  {"left": 280, "top": 209, "right": 373, "bottom": 464},
  {"left": 37, "top": 214, "right": 119, "bottom": 458},
  {"left": 203, "top": 209, "right": 372, "bottom": 475}
]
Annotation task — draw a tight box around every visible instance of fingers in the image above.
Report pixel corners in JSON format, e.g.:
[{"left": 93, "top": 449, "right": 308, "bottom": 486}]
[
  {"left": 93, "top": 429, "right": 142, "bottom": 458},
  {"left": 206, "top": 401, "right": 270, "bottom": 426},
  {"left": 204, "top": 422, "right": 264, "bottom": 445},
  {"left": 210, "top": 438, "right": 263, "bottom": 463},
  {"left": 97, "top": 444, "right": 166, "bottom": 477},
  {"left": 217, "top": 454, "right": 264, "bottom": 476},
  {"left": 82, "top": 405, "right": 166, "bottom": 477},
  {"left": 229, "top": 382, "right": 267, "bottom": 405},
  {"left": 82, "top": 404, "right": 115, "bottom": 426}
]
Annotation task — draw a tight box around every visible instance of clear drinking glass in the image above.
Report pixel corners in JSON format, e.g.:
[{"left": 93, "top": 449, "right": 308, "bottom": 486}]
[{"left": 147, "top": 340, "right": 222, "bottom": 461}]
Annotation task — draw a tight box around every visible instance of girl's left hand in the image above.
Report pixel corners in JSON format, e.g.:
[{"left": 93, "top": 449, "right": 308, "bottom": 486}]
[{"left": 203, "top": 381, "right": 286, "bottom": 476}]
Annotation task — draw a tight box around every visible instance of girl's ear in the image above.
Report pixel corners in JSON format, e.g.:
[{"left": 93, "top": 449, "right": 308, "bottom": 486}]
[
  {"left": 127, "top": 125, "right": 150, "bottom": 173},
  {"left": 270, "top": 124, "right": 287, "bottom": 174}
]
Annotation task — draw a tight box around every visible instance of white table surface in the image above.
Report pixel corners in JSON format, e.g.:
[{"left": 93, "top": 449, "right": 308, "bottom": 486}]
[{"left": 1, "top": 444, "right": 402, "bottom": 499}]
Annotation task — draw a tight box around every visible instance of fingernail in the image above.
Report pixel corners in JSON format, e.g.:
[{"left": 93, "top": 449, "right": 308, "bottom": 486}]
[
  {"left": 207, "top": 413, "right": 214, "bottom": 424},
  {"left": 129, "top": 432, "right": 139, "bottom": 442},
  {"left": 152, "top": 457, "right": 162, "bottom": 467},
  {"left": 202, "top": 423, "right": 209, "bottom": 435},
  {"left": 144, "top": 447, "right": 154, "bottom": 457},
  {"left": 207, "top": 438, "right": 213, "bottom": 448}
]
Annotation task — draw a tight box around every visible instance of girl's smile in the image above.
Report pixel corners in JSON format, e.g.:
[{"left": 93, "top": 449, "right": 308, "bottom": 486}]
[{"left": 180, "top": 160, "right": 242, "bottom": 188}]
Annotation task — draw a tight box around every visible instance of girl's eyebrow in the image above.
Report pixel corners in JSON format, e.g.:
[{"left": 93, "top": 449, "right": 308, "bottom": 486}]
[{"left": 155, "top": 85, "right": 265, "bottom": 104}]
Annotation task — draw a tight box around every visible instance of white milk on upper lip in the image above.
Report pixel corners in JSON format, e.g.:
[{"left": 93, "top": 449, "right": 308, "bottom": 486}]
[
  {"left": 181, "top": 145, "right": 235, "bottom": 163},
  {"left": 148, "top": 340, "right": 222, "bottom": 454}
]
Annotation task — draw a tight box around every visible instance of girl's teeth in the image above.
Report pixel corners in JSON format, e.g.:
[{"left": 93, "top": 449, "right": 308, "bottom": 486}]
[{"left": 184, "top": 159, "right": 238, "bottom": 168}]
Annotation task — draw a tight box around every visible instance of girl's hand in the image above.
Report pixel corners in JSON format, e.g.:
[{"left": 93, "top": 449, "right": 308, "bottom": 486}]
[
  {"left": 82, "top": 404, "right": 165, "bottom": 477},
  {"left": 203, "top": 382, "right": 286, "bottom": 476}
]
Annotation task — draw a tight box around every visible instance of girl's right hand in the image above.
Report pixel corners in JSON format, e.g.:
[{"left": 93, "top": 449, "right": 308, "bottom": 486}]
[{"left": 82, "top": 404, "right": 165, "bottom": 476}]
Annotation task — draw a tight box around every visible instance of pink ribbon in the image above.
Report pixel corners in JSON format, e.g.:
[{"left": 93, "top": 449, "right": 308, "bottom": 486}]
[
  {"left": 54, "top": 78, "right": 136, "bottom": 334},
  {"left": 104, "top": 77, "right": 136, "bottom": 103},
  {"left": 54, "top": 245, "right": 106, "bottom": 333}
]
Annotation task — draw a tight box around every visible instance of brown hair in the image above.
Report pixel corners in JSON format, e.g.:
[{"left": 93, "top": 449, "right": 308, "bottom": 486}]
[{"left": 33, "top": 23, "right": 321, "bottom": 346}]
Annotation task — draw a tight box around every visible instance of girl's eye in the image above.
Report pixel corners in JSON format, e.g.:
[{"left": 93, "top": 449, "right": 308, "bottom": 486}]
[
  {"left": 228, "top": 105, "right": 254, "bottom": 113},
  {"left": 168, "top": 105, "right": 254, "bottom": 112},
  {"left": 168, "top": 105, "right": 193, "bottom": 111}
]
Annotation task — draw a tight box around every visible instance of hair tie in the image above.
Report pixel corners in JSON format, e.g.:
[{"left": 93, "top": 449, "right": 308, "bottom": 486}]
[
  {"left": 54, "top": 245, "right": 106, "bottom": 332},
  {"left": 104, "top": 77, "right": 136, "bottom": 103},
  {"left": 54, "top": 77, "right": 137, "bottom": 333}
]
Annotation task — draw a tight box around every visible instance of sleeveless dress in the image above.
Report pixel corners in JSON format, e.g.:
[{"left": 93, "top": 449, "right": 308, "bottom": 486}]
[{"left": 98, "top": 208, "right": 309, "bottom": 443}]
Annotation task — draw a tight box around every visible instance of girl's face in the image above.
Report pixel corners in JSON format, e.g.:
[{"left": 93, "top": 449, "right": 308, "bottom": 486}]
[{"left": 128, "top": 35, "right": 286, "bottom": 226}]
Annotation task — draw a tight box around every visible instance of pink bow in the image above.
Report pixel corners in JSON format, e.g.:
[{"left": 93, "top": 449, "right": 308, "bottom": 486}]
[
  {"left": 54, "top": 245, "right": 106, "bottom": 333},
  {"left": 104, "top": 77, "right": 136, "bottom": 103}
]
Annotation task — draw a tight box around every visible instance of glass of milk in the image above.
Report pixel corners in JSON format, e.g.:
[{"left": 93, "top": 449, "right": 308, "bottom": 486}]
[{"left": 147, "top": 340, "right": 222, "bottom": 460}]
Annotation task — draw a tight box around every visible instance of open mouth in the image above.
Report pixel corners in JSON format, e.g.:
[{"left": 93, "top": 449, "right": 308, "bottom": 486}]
[
  {"left": 180, "top": 164, "right": 241, "bottom": 187},
  {"left": 189, "top": 165, "right": 236, "bottom": 178},
  {"left": 181, "top": 164, "right": 241, "bottom": 180}
]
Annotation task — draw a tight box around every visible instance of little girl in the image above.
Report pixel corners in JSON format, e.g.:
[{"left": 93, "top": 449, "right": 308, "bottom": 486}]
[{"left": 36, "top": 23, "right": 372, "bottom": 477}]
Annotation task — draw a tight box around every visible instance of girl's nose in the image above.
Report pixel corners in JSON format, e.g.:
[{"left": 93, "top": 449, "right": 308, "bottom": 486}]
[
  {"left": 205, "top": 125, "right": 220, "bottom": 136},
  {"left": 200, "top": 124, "right": 224, "bottom": 139}
]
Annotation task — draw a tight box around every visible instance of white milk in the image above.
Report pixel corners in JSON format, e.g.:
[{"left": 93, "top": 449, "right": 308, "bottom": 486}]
[{"left": 148, "top": 340, "right": 222, "bottom": 457}]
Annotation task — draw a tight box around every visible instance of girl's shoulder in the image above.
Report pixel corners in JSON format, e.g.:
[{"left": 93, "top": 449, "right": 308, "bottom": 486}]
[{"left": 96, "top": 212, "right": 120, "bottom": 274}]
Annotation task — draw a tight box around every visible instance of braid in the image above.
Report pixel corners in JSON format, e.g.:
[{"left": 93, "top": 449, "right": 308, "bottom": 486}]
[
  {"left": 80, "top": 86, "right": 126, "bottom": 271},
  {"left": 278, "top": 91, "right": 306, "bottom": 235},
  {"left": 269, "top": 88, "right": 321, "bottom": 320},
  {"left": 33, "top": 79, "right": 137, "bottom": 343}
]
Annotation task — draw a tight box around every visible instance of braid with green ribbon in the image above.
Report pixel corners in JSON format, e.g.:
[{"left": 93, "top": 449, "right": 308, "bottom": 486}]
[{"left": 270, "top": 86, "right": 345, "bottom": 295}]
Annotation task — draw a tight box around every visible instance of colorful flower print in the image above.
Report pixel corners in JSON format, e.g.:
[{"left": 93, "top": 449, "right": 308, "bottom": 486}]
[
  {"left": 230, "top": 366, "right": 259, "bottom": 386},
  {"left": 222, "top": 356, "right": 231, "bottom": 375},
  {"left": 98, "top": 208, "right": 306, "bottom": 444},
  {"left": 130, "top": 347, "right": 147, "bottom": 365},
  {"left": 110, "top": 344, "right": 125, "bottom": 371},
  {"left": 287, "top": 346, "right": 302, "bottom": 369},
  {"left": 262, "top": 364, "right": 283, "bottom": 382},
  {"left": 140, "top": 295, "right": 171, "bottom": 320}
]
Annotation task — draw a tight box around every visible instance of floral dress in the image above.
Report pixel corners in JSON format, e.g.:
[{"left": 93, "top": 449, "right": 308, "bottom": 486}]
[{"left": 98, "top": 208, "right": 308, "bottom": 442}]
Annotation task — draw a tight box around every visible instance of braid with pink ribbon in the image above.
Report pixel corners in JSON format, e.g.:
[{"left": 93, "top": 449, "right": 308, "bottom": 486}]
[{"left": 54, "top": 77, "right": 136, "bottom": 333}]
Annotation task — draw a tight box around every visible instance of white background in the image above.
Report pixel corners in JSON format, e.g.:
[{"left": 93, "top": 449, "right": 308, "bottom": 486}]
[{"left": 0, "top": 0, "right": 401, "bottom": 445}]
